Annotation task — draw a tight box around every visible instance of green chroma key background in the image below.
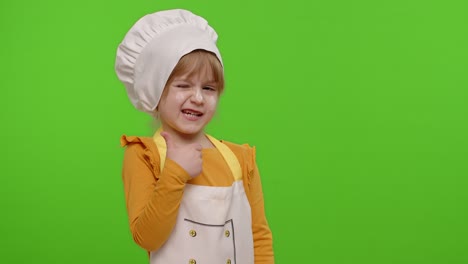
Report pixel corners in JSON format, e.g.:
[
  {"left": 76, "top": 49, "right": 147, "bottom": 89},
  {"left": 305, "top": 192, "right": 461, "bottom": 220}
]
[{"left": 1, "top": 0, "right": 467, "bottom": 263}]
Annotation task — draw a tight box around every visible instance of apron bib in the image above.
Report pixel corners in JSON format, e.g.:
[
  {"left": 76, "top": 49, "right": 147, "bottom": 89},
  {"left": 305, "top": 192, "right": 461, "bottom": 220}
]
[{"left": 150, "top": 131, "right": 254, "bottom": 264}]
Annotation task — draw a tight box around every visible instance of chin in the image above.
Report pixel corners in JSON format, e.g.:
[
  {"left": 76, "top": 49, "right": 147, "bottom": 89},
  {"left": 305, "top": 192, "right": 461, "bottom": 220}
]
[{"left": 176, "top": 125, "right": 205, "bottom": 137}]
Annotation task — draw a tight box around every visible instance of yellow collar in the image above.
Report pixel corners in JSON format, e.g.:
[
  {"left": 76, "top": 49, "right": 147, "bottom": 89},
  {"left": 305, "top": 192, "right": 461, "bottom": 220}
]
[{"left": 152, "top": 129, "right": 242, "bottom": 181}]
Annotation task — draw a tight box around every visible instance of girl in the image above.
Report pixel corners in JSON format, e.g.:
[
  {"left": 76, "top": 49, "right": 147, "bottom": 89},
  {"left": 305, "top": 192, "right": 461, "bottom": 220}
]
[{"left": 115, "top": 9, "right": 274, "bottom": 264}]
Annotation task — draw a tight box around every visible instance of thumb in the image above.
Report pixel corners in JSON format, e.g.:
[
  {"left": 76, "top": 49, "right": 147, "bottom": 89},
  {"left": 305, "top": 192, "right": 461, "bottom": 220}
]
[{"left": 161, "top": 132, "right": 175, "bottom": 149}]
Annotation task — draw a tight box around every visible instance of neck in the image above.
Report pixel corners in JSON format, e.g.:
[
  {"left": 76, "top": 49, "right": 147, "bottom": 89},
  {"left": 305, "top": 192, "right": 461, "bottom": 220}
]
[{"left": 159, "top": 126, "right": 214, "bottom": 148}]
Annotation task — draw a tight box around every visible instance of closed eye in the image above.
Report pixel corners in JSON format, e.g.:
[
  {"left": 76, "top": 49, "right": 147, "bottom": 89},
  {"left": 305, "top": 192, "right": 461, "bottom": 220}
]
[{"left": 203, "top": 86, "right": 217, "bottom": 91}]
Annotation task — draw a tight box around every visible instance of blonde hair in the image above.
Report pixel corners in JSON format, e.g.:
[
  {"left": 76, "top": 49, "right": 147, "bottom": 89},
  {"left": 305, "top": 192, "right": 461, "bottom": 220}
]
[{"left": 165, "top": 49, "right": 224, "bottom": 94}]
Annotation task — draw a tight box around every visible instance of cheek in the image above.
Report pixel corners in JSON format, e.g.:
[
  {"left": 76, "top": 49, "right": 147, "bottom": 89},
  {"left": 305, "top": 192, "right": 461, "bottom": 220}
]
[
  {"left": 205, "top": 96, "right": 219, "bottom": 112},
  {"left": 159, "top": 91, "right": 187, "bottom": 114},
  {"left": 174, "top": 92, "right": 187, "bottom": 103}
]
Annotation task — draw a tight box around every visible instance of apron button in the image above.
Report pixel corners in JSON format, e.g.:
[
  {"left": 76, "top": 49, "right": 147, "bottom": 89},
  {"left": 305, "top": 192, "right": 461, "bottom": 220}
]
[
  {"left": 189, "top": 259, "right": 197, "bottom": 264},
  {"left": 189, "top": 230, "right": 197, "bottom": 237},
  {"left": 226, "top": 259, "right": 232, "bottom": 264},
  {"left": 225, "top": 230, "right": 230, "bottom": 237}
]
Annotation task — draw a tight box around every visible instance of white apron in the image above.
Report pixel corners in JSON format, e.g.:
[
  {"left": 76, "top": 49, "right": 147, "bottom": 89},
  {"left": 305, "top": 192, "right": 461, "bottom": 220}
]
[{"left": 150, "top": 131, "right": 254, "bottom": 264}]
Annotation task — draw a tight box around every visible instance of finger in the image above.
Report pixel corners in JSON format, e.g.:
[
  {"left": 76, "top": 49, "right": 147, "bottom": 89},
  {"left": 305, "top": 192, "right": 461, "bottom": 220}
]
[{"left": 161, "top": 132, "right": 175, "bottom": 149}]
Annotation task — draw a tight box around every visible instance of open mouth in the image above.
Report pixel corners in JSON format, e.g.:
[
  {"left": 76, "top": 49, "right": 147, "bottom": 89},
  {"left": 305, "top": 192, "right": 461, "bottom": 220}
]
[{"left": 182, "top": 109, "right": 203, "bottom": 117}]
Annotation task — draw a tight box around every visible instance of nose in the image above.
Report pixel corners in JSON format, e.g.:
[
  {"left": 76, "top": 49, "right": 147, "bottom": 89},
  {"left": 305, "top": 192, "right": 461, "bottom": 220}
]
[{"left": 190, "top": 87, "right": 204, "bottom": 104}]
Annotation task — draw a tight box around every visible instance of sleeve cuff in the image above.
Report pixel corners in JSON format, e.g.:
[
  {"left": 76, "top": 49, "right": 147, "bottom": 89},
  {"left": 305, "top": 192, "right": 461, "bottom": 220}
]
[{"left": 161, "top": 158, "right": 192, "bottom": 183}]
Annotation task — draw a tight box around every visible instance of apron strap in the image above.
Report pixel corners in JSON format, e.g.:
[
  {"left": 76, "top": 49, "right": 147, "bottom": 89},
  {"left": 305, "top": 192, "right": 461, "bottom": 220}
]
[
  {"left": 206, "top": 134, "right": 242, "bottom": 181},
  {"left": 153, "top": 129, "right": 168, "bottom": 172},
  {"left": 152, "top": 129, "right": 242, "bottom": 181}
]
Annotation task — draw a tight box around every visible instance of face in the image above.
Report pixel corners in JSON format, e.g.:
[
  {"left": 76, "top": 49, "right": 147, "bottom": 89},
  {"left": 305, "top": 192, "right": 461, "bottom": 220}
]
[{"left": 157, "top": 71, "right": 220, "bottom": 140}]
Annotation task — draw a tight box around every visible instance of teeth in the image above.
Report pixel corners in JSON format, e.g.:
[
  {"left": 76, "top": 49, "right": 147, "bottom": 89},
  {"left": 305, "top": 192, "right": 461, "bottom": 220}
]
[{"left": 182, "top": 110, "right": 202, "bottom": 116}]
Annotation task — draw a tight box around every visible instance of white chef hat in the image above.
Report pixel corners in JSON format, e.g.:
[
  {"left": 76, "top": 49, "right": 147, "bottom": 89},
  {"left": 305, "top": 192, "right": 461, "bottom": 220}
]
[{"left": 115, "top": 9, "right": 223, "bottom": 114}]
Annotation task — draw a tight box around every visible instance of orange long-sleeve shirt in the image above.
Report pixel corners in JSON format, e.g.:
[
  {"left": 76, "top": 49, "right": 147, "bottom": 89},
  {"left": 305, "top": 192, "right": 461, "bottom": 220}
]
[{"left": 120, "top": 135, "right": 274, "bottom": 263}]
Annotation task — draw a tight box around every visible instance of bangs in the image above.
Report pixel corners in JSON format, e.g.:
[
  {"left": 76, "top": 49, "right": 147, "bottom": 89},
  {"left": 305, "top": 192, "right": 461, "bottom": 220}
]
[{"left": 167, "top": 50, "right": 224, "bottom": 92}]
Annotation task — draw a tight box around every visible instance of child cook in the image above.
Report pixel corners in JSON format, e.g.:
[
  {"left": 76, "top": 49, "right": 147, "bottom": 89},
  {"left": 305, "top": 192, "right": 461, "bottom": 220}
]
[{"left": 115, "top": 9, "right": 274, "bottom": 264}]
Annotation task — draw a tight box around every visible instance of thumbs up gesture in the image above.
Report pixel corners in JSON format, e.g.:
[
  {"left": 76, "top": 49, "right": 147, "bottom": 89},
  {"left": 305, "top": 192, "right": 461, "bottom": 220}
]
[{"left": 161, "top": 132, "right": 203, "bottom": 178}]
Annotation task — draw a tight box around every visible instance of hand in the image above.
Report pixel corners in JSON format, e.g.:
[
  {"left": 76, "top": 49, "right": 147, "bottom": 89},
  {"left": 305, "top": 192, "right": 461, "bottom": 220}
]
[{"left": 161, "top": 132, "right": 203, "bottom": 178}]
